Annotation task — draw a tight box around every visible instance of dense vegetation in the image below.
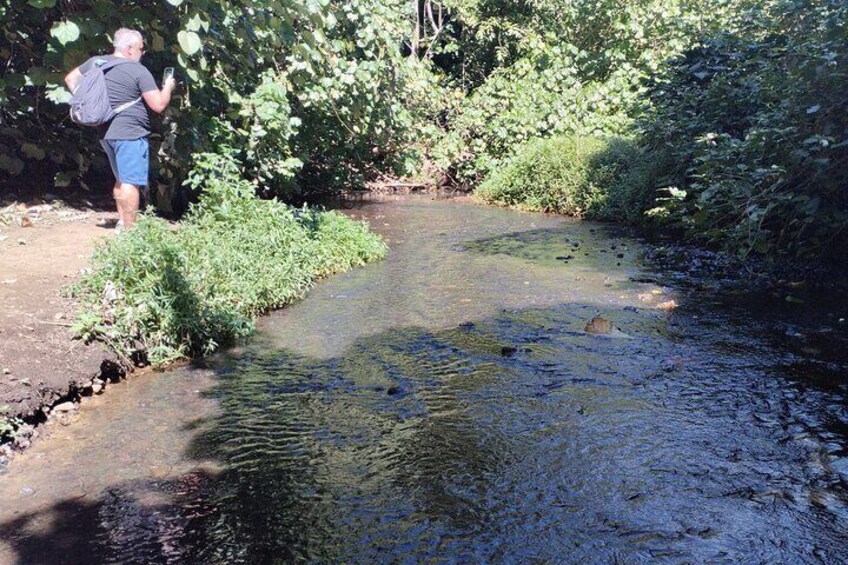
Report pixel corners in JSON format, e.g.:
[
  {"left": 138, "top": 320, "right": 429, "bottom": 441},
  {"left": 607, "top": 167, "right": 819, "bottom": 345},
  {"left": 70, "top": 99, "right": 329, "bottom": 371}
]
[
  {"left": 476, "top": 136, "right": 656, "bottom": 222},
  {"left": 456, "top": 0, "right": 847, "bottom": 261},
  {"left": 71, "top": 154, "right": 387, "bottom": 367},
  {"left": 2, "top": 0, "right": 846, "bottom": 261},
  {"left": 641, "top": 2, "right": 848, "bottom": 259}
]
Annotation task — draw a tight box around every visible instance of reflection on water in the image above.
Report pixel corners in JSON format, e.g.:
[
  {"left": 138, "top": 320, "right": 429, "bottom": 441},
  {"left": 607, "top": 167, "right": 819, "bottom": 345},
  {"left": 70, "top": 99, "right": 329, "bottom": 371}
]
[{"left": 1, "top": 196, "right": 847, "bottom": 564}]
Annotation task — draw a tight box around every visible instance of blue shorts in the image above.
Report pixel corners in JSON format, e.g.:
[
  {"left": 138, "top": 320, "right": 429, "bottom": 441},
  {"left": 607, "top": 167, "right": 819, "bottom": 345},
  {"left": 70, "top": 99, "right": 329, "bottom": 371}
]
[{"left": 100, "top": 138, "right": 149, "bottom": 187}]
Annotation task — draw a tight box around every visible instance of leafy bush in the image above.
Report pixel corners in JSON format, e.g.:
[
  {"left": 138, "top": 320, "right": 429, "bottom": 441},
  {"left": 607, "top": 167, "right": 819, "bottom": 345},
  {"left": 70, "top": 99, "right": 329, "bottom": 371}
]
[
  {"left": 71, "top": 154, "right": 387, "bottom": 367},
  {"left": 426, "top": 0, "right": 753, "bottom": 186},
  {"left": 641, "top": 0, "right": 848, "bottom": 260},
  {"left": 475, "top": 135, "right": 657, "bottom": 221},
  {"left": 0, "top": 0, "right": 435, "bottom": 201},
  {"left": 432, "top": 49, "right": 641, "bottom": 184}
]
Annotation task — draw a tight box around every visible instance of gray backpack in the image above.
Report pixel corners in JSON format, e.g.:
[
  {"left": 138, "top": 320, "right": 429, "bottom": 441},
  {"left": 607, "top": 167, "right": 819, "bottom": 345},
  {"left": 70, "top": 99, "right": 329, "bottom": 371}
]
[{"left": 69, "top": 58, "right": 141, "bottom": 127}]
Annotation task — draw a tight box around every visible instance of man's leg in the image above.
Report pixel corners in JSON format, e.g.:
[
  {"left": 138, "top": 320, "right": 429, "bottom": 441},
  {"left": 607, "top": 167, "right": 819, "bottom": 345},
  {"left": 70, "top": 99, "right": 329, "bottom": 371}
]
[
  {"left": 101, "top": 141, "right": 123, "bottom": 228},
  {"left": 114, "top": 183, "right": 140, "bottom": 228},
  {"left": 112, "top": 181, "right": 123, "bottom": 225},
  {"left": 110, "top": 138, "right": 148, "bottom": 230}
]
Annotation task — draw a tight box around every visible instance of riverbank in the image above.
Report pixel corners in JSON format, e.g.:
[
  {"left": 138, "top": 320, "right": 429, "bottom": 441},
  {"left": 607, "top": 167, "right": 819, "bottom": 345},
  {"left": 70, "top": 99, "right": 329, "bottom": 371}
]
[
  {"left": 0, "top": 200, "right": 131, "bottom": 463},
  {"left": 1, "top": 181, "right": 389, "bottom": 466}
]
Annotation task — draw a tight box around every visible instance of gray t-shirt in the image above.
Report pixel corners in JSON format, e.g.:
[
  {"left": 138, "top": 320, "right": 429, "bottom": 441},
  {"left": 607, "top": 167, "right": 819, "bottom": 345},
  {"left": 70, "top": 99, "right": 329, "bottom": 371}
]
[{"left": 79, "top": 55, "right": 158, "bottom": 140}]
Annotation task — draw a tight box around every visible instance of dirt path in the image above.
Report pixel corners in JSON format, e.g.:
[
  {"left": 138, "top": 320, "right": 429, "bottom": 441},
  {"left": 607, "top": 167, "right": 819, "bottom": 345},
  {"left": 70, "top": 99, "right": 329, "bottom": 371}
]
[{"left": 1, "top": 202, "right": 121, "bottom": 435}]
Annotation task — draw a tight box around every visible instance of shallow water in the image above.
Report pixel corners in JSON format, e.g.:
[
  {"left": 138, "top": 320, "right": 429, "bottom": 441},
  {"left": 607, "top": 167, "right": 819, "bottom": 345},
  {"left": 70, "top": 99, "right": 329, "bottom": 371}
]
[{"left": 2, "top": 195, "right": 847, "bottom": 563}]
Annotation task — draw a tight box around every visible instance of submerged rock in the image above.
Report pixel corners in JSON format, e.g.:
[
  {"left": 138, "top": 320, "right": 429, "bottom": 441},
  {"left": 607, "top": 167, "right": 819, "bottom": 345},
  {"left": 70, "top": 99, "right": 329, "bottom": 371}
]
[{"left": 584, "top": 316, "right": 613, "bottom": 335}]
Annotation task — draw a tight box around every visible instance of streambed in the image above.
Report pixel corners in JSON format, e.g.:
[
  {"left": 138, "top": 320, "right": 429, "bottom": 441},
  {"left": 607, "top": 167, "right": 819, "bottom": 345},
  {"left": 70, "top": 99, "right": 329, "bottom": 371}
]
[{"left": 1, "top": 195, "right": 847, "bottom": 563}]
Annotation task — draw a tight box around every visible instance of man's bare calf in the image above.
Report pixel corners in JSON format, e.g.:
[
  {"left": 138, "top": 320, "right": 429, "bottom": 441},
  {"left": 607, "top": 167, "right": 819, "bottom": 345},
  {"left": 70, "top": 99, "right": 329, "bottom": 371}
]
[{"left": 113, "top": 182, "right": 140, "bottom": 228}]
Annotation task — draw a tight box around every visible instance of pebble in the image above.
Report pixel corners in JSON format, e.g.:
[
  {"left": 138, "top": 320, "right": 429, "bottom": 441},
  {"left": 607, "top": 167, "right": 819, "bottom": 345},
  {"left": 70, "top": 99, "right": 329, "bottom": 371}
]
[
  {"left": 52, "top": 401, "right": 77, "bottom": 413},
  {"left": 20, "top": 486, "right": 35, "bottom": 496}
]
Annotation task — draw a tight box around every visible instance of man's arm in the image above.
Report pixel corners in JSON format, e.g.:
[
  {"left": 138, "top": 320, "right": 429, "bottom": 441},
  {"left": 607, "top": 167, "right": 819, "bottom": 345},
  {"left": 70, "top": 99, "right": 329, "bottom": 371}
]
[
  {"left": 64, "top": 67, "right": 83, "bottom": 92},
  {"left": 141, "top": 77, "right": 175, "bottom": 114}
]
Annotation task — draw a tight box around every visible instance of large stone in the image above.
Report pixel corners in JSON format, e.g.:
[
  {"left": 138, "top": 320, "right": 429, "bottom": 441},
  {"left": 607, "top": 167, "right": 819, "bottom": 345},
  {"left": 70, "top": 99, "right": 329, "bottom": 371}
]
[
  {"left": 52, "top": 401, "right": 77, "bottom": 413},
  {"left": 584, "top": 316, "right": 613, "bottom": 334}
]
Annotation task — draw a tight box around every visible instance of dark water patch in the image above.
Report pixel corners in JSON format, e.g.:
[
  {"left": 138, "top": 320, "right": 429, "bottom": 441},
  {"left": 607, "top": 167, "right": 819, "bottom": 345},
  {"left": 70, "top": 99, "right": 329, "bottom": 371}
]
[{"left": 6, "top": 302, "right": 846, "bottom": 563}]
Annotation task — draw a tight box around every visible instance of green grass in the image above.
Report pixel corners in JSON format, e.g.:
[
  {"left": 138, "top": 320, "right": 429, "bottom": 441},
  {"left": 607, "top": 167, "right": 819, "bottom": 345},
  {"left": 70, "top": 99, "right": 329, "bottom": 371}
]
[
  {"left": 71, "top": 155, "right": 387, "bottom": 367},
  {"left": 475, "top": 135, "right": 661, "bottom": 223}
]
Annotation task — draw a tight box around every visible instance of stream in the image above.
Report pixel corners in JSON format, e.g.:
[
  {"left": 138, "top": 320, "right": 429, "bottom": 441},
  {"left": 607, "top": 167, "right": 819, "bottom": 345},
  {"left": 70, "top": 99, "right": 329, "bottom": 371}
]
[{"left": 1, "top": 195, "right": 847, "bottom": 563}]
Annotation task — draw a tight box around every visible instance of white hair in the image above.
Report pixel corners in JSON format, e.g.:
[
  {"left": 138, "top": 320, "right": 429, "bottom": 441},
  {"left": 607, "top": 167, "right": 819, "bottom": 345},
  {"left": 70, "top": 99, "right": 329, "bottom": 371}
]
[{"left": 113, "top": 28, "right": 143, "bottom": 51}]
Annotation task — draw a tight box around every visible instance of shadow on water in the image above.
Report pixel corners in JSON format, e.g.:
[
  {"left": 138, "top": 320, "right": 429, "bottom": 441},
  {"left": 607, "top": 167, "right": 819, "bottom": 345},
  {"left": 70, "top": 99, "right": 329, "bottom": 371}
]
[{"left": 3, "top": 297, "right": 848, "bottom": 564}]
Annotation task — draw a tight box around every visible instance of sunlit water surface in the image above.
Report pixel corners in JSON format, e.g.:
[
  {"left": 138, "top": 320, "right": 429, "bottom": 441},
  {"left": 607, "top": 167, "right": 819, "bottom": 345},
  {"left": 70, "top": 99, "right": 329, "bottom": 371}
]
[{"left": 1, "top": 196, "right": 847, "bottom": 564}]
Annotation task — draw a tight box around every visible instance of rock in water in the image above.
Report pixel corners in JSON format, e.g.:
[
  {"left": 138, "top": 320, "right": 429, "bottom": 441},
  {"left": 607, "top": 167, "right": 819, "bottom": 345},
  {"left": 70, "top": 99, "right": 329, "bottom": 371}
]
[
  {"left": 584, "top": 316, "right": 613, "bottom": 334},
  {"left": 501, "top": 346, "right": 518, "bottom": 357}
]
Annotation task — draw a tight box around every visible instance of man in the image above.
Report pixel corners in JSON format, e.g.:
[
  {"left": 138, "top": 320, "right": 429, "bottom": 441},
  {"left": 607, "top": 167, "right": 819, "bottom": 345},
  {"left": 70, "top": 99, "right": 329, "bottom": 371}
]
[{"left": 64, "top": 28, "right": 175, "bottom": 230}]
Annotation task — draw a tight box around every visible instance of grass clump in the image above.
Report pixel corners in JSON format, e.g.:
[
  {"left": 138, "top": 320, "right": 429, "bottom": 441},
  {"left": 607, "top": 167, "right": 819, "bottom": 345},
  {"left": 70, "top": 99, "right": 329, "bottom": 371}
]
[
  {"left": 475, "top": 135, "right": 660, "bottom": 223},
  {"left": 71, "top": 154, "right": 387, "bottom": 367}
]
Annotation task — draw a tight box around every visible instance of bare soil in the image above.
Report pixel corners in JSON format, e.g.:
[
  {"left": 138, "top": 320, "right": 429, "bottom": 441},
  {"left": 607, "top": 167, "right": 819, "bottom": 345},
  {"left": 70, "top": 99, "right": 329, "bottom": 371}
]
[{"left": 0, "top": 200, "right": 121, "bottom": 420}]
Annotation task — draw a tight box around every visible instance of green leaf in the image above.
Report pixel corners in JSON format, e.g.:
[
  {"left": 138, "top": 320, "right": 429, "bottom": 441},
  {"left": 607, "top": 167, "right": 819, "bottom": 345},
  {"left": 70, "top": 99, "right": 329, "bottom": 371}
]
[
  {"left": 27, "top": 0, "right": 56, "bottom": 8},
  {"left": 45, "top": 85, "right": 71, "bottom": 105},
  {"left": 54, "top": 171, "right": 76, "bottom": 188},
  {"left": 50, "top": 21, "right": 81, "bottom": 46},
  {"left": 177, "top": 30, "right": 202, "bottom": 56},
  {"left": 21, "top": 143, "right": 46, "bottom": 160},
  {"left": 0, "top": 154, "right": 24, "bottom": 176},
  {"left": 25, "top": 67, "right": 49, "bottom": 86},
  {"left": 152, "top": 32, "right": 165, "bottom": 52},
  {"left": 185, "top": 14, "right": 203, "bottom": 32}
]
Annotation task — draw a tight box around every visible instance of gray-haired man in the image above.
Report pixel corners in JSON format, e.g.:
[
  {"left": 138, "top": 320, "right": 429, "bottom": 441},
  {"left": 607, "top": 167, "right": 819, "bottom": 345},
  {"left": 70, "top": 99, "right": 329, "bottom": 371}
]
[{"left": 64, "top": 28, "right": 175, "bottom": 229}]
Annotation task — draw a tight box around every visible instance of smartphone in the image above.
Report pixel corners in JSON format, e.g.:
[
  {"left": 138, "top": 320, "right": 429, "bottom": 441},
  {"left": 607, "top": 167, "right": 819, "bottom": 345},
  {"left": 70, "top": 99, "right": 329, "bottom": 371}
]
[{"left": 162, "top": 67, "right": 174, "bottom": 82}]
